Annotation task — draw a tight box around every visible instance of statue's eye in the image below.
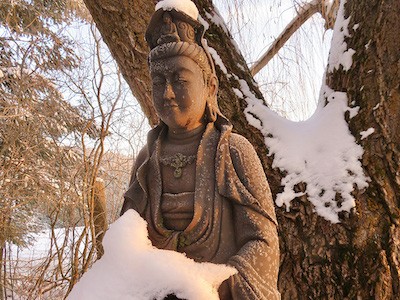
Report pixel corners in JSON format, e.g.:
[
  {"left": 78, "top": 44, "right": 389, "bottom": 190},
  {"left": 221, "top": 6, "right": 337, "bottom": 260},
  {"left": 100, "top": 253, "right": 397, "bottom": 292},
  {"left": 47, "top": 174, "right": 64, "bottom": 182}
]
[
  {"left": 174, "top": 76, "right": 188, "bottom": 84},
  {"left": 152, "top": 76, "right": 165, "bottom": 86}
]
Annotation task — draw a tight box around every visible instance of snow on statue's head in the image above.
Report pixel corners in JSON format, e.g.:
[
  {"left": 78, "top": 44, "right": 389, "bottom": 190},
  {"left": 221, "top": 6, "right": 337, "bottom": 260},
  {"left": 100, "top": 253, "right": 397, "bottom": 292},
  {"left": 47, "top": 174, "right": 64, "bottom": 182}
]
[{"left": 145, "top": 0, "right": 226, "bottom": 124}]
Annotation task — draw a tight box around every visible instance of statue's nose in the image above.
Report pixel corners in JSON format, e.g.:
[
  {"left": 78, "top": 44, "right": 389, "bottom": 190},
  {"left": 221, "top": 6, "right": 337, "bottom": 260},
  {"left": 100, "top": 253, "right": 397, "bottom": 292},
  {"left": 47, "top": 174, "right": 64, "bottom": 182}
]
[{"left": 163, "top": 83, "right": 175, "bottom": 100}]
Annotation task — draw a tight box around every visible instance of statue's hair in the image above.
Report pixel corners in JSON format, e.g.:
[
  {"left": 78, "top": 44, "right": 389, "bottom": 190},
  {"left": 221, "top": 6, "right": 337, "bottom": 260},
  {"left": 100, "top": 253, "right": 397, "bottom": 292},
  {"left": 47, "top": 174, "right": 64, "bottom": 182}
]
[{"left": 149, "top": 41, "right": 212, "bottom": 84}]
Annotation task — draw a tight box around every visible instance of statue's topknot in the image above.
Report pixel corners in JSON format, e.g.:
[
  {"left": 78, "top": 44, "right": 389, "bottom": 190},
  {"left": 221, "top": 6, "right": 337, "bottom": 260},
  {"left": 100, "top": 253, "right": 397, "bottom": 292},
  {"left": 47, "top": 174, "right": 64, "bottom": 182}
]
[{"left": 145, "top": 7, "right": 215, "bottom": 78}]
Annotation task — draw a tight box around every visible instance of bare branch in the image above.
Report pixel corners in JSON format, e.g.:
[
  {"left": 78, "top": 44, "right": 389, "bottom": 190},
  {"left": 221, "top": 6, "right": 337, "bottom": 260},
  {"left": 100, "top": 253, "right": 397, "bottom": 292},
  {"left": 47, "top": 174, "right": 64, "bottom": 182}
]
[{"left": 250, "top": 0, "right": 321, "bottom": 76}]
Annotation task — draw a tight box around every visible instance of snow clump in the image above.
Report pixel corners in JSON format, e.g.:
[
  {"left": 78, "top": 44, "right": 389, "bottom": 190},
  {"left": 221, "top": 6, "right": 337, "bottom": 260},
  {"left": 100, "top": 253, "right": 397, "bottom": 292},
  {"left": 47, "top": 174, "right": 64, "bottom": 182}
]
[
  {"left": 67, "top": 210, "right": 236, "bottom": 300},
  {"left": 156, "top": 0, "right": 199, "bottom": 20}
]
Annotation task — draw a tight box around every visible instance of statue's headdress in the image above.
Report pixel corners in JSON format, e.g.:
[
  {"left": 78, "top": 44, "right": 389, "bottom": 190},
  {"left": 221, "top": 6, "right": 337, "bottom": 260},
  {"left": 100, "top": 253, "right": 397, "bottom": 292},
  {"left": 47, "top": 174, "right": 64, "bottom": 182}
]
[{"left": 145, "top": 3, "right": 216, "bottom": 80}]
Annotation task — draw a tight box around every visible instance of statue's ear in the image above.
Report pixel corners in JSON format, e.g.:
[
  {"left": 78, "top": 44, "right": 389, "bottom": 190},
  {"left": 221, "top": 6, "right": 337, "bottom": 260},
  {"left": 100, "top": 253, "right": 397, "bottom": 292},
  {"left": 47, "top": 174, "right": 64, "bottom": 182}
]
[{"left": 208, "top": 74, "right": 218, "bottom": 99}]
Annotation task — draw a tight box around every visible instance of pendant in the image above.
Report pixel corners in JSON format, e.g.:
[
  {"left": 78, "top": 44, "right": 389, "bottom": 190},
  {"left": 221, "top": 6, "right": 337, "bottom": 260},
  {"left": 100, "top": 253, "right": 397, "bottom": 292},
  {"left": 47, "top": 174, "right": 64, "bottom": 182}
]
[{"left": 160, "top": 153, "right": 196, "bottom": 178}]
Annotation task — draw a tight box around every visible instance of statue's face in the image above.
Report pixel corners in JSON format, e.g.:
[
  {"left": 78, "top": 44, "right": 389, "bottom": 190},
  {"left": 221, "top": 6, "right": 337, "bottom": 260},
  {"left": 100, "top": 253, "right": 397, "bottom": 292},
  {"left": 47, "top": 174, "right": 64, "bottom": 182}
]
[{"left": 151, "top": 56, "right": 208, "bottom": 132}]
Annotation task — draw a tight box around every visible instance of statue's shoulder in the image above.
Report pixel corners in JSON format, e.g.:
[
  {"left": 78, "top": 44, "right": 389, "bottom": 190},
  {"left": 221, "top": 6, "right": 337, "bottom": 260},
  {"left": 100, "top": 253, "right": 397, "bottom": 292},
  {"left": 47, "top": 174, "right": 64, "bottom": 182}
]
[{"left": 227, "top": 132, "right": 257, "bottom": 156}]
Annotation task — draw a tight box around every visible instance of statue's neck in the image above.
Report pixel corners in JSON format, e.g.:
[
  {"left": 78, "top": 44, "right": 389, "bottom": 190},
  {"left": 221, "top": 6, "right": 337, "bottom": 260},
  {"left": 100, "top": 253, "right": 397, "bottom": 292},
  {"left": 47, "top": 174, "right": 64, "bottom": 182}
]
[{"left": 166, "top": 124, "right": 205, "bottom": 145}]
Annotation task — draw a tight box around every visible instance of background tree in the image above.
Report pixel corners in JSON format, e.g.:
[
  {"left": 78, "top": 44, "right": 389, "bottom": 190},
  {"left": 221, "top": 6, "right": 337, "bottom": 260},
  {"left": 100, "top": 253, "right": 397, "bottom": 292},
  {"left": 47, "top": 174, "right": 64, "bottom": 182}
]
[
  {"left": 0, "top": 1, "right": 146, "bottom": 298},
  {"left": 82, "top": 0, "right": 400, "bottom": 298},
  {"left": 0, "top": 1, "right": 94, "bottom": 297}
]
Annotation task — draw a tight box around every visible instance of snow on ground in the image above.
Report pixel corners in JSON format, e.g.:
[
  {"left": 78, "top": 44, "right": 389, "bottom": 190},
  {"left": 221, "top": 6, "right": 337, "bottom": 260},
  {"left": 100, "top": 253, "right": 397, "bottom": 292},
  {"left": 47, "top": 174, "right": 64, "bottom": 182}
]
[
  {"left": 9, "top": 227, "right": 79, "bottom": 260},
  {"left": 6, "top": 226, "right": 85, "bottom": 299},
  {"left": 67, "top": 210, "right": 236, "bottom": 300}
]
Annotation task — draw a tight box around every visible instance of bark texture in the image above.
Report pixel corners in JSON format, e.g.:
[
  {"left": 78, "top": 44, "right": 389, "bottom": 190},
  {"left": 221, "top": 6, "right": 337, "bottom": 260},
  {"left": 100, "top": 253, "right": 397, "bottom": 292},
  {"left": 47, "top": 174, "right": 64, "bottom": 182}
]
[
  {"left": 83, "top": 0, "right": 400, "bottom": 298},
  {"left": 279, "top": 0, "right": 400, "bottom": 298},
  {"left": 333, "top": 0, "right": 399, "bottom": 297}
]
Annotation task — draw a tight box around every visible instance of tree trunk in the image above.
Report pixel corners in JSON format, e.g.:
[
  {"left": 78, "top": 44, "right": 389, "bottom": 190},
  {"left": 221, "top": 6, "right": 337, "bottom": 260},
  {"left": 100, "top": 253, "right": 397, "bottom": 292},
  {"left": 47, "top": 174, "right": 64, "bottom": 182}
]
[
  {"left": 276, "top": 1, "right": 400, "bottom": 297},
  {"left": 320, "top": 0, "right": 400, "bottom": 298},
  {"left": 83, "top": 0, "right": 400, "bottom": 298}
]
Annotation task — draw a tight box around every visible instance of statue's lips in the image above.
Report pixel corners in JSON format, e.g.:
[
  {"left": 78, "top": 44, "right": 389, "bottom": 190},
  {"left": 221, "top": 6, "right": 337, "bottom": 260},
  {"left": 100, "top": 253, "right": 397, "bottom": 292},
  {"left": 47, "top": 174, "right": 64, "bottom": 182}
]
[{"left": 163, "top": 103, "right": 179, "bottom": 109}]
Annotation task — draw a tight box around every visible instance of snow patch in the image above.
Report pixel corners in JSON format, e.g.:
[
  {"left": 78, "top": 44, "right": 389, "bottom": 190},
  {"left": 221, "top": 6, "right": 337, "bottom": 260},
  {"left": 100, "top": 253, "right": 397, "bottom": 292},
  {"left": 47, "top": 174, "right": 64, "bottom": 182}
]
[
  {"left": 156, "top": 0, "right": 198, "bottom": 20},
  {"left": 68, "top": 210, "right": 236, "bottom": 300},
  {"left": 236, "top": 74, "right": 369, "bottom": 223},
  {"left": 208, "top": 46, "right": 228, "bottom": 75},
  {"left": 348, "top": 105, "right": 360, "bottom": 119},
  {"left": 360, "top": 128, "right": 375, "bottom": 140},
  {"left": 365, "top": 40, "right": 371, "bottom": 49},
  {"left": 198, "top": 14, "right": 209, "bottom": 30},
  {"left": 233, "top": 88, "right": 243, "bottom": 98},
  {"left": 328, "top": 0, "right": 355, "bottom": 72}
]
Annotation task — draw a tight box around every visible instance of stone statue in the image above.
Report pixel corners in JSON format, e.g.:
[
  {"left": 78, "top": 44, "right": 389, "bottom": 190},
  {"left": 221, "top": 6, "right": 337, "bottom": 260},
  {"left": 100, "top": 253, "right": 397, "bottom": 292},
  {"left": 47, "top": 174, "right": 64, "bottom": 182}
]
[{"left": 121, "top": 3, "right": 280, "bottom": 299}]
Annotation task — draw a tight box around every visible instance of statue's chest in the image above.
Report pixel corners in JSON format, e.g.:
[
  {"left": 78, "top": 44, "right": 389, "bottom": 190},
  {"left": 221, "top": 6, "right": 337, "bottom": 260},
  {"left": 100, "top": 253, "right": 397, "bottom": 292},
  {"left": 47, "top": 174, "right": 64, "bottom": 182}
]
[{"left": 159, "top": 141, "right": 199, "bottom": 194}]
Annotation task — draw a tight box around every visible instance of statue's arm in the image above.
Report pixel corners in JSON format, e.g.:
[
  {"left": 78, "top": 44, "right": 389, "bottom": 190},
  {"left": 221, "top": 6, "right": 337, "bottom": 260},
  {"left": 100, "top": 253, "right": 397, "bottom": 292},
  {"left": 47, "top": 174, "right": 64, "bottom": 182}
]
[
  {"left": 228, "top": 207, "right": 280, "bottom": 299},
  {"left": 221, "top": 134, "right": 280, "bottom": 299}
]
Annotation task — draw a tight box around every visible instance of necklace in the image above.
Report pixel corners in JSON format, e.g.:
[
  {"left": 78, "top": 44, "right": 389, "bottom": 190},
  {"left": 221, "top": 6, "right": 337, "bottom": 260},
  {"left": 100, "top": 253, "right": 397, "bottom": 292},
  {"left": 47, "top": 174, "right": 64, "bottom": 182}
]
[{"left": 160, "top": 153, "right": 196, "bottom": 178}]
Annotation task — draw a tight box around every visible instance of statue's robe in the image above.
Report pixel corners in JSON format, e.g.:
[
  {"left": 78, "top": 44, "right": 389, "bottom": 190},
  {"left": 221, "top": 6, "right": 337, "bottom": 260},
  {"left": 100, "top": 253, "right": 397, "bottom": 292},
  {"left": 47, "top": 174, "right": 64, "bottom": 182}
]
[{"left": 121, "top": 121, "right": 280, "bottom": 300}]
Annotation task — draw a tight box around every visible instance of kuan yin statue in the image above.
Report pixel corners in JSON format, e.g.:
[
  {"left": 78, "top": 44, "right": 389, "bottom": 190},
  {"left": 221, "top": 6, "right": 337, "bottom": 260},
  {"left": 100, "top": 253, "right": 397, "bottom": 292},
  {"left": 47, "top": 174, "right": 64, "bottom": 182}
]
[{"left": 121, "top": 1, "right": 280, "bottom": 299}]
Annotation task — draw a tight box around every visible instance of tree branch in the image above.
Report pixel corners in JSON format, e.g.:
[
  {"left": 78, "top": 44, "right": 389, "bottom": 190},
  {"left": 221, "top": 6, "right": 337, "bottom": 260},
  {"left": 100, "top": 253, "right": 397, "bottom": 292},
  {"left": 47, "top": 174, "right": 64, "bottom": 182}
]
[{"left": 250, "top": 0, "right": 322, "bottom": 76}]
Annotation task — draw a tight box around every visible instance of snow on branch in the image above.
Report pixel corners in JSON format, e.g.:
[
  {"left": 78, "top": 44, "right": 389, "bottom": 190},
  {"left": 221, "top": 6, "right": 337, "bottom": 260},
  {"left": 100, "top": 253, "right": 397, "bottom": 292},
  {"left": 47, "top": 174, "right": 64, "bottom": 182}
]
[
  {"left": 327, "top": 0, "right": 355, "bottom": 71},
  {"left": 233, "top": 0, "right": 370, "bottom": 223}
]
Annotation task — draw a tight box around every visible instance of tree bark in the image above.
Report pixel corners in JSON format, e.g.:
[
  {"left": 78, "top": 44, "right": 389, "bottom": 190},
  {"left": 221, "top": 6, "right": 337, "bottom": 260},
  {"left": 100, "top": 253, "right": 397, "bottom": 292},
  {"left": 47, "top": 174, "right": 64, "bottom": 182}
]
[
  {"left": 83, "top": 0, "right": 400, "bottom": 298},
  {"left": 325, "top": 0, "right": 400, "bottom": 298}
]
